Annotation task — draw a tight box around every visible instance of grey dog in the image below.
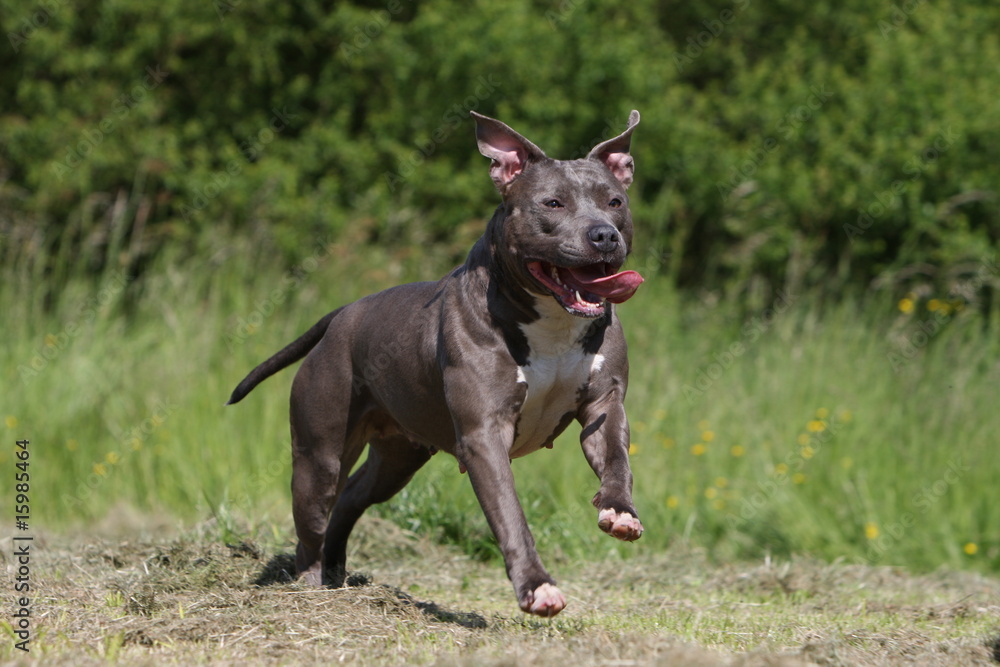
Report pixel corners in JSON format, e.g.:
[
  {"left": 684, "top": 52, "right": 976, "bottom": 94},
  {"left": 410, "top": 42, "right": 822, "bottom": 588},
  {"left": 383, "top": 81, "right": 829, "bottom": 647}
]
[{"left": 229, "top": 110, "right": 645, "bottom": 616}]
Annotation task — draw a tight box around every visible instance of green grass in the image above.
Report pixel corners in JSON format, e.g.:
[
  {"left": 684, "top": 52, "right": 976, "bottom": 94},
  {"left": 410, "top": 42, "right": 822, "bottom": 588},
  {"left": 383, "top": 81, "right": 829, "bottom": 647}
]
[{"left": 2, "top": 238, "right": 998, "bottom": 576}]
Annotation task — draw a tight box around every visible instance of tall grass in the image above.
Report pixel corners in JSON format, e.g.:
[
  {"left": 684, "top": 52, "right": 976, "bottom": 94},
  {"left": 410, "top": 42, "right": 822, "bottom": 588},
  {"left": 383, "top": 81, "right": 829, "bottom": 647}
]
[{"left": 2, "top": 237, "right": 996, "bottom": 575}]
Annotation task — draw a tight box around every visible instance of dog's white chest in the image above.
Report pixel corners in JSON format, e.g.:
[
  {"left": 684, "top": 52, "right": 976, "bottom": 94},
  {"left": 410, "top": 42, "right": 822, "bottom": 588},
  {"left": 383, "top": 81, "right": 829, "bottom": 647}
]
[{"left": 511, "top": 302, "right": 603, "bottom": 457}]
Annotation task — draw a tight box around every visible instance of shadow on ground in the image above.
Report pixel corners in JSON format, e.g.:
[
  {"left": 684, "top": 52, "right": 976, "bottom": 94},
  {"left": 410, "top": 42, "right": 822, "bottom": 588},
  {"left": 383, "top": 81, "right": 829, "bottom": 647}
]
[{"left": 254, "top": 551, "right": 488, "bottom": 629}]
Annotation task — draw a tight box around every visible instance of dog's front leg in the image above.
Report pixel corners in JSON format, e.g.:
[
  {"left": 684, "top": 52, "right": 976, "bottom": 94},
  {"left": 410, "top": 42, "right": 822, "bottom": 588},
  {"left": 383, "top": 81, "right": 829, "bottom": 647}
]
[
  {"left": 456, "top": 423, "right": 566, "bottom": 617},
  {"left": 579, "top": 394, "right": 644, "bottom": 542}
]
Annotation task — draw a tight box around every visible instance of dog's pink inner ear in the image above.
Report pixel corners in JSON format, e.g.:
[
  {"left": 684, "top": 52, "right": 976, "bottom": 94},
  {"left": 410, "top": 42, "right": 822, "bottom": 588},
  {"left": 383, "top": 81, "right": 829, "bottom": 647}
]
[
  {"left": 596, "top": 151, "right": 635, "bottom": 188},
  {"left": 473, "top": 112, "right": 546, "bottom": 190},
  {"left": 489, "top": 148, "right": 527, "bottom": 187},
  {"left": 587, "top": 110, "right": 639, "bottom": 188}
]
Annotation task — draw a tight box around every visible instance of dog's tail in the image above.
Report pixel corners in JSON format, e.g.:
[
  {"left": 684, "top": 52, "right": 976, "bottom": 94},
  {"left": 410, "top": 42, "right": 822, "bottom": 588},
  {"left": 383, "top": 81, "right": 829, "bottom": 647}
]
[{"left": 226, "top": 309, "right": 341, "bottom": 405}]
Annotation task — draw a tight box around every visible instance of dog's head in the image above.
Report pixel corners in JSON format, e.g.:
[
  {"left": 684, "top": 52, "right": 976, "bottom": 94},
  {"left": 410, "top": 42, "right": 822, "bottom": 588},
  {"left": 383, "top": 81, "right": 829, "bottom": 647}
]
[{"left": 472, "top": 110, "right": 643, "bottom": 318}]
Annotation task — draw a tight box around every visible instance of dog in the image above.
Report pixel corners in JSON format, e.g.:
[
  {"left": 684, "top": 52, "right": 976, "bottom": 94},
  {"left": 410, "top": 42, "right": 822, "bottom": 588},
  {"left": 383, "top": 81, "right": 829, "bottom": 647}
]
[{"left": 228, "top": 110, "right": 645, "bottom": 617}]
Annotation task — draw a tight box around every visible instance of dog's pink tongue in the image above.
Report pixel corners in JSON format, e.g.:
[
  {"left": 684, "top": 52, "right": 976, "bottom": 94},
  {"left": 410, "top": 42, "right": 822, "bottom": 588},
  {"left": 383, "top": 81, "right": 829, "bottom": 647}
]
[{"left": 565, "top": 268, "right": 644, "bottom": 303}]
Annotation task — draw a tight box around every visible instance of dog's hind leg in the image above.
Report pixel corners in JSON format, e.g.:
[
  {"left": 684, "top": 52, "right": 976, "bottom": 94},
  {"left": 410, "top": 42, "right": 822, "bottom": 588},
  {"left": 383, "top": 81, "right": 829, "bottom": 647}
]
[
  {"left": 288, "top": 345, "right": 369, "bottom": 587},
  {"left": 321, "top": 436, "right": 433, "bottom": 586},
  {"left": 290, "top": 419, "right": 362, "bottom": 587}
]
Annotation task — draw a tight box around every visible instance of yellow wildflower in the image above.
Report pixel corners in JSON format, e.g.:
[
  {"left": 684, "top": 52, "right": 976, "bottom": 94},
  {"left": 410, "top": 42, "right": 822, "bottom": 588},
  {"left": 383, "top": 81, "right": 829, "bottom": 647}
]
[
  {"left": 628, "top": 443, "right": 638, "bottom": 455},
  {"left": 5, "top": 416, "right": 18, "bottom": 429},
  {"left": 691, "top": 443, "right": 706, "bottom": 456},
  {"left": 774, "top": 463, "right": 789, "bottom": 476},
  {"left": 730, "top": 445, "right": 745, "bottom": 457},
  {"left": 792, "top": 473, "right": 806, "bottom": 484},
  {"left": 797, "top": 433, "right": 811, "bottom": 446},
  {"left": 93, "top": 463, "right": 107, "bottom": 477},
  {"left": 712, "top": 499, "right": 726, "bottom": 511},
  {"left": 815, "top": 407, "right": 829, "bottom": 419},
  {"left": 704, "top": 487, "right": 718, "bottom": 500},
  {"left": 666, "top": 495, "right": 680, "bottom": 509},
  {"left": 800, "top": 446, "right": 815, "bottom": 459},
  {"left": 701, "top": 430, "right": 715, "bottom": 442},
  {"left": 105, "top": 452, "right": 120, "bottom": 465},
  {"left": 927, "top": 298, "right": 941, "bottom": 312},
  {"left": 653, "top": 409, "right": 667, "bottom": 420},
  {"left": 865, "top": 522, "right": 879, "bottom": 540},
  {"left": 963, "top": 542, "right": 978, "bottom": 556},
  {"left": 67, "top": 439, "right": 79, "bottom": 452},
  {"left": 806, "top": 420, "right": 826, "bottom": 433},
  {"left": 898, "top": 297, "right": 914, "bottom": 314},
  {"left": 840, "top": 457, "right": 853, "bottom": 470},
  {"left": 714, "top": 477, "right": 729, "bottom": 488}
]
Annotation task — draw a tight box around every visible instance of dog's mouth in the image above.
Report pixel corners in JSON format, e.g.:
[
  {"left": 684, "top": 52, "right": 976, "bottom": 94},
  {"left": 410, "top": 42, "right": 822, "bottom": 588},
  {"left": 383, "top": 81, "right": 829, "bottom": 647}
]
[{"left": 526, "top": 261, "right": 644, "bottom": 318}]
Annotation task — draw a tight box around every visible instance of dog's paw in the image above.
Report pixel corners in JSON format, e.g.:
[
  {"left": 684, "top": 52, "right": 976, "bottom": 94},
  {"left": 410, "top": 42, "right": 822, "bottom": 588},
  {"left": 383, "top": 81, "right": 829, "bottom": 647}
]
[
  {"left": 520, "top": 583, "right": 566, "bottom": 617},
  {"left": 597, "top": 508, "right": 644, "bottom": 541}
]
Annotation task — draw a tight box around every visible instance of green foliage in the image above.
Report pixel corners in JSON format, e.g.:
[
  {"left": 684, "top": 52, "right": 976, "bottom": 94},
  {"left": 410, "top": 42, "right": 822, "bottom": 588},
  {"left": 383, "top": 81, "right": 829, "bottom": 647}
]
[
  {"left": 1, "top": 0, "right": 998, "bottom": 580},
  {"left": 1, "top": 0, "right": 998, "bottom": 303}
]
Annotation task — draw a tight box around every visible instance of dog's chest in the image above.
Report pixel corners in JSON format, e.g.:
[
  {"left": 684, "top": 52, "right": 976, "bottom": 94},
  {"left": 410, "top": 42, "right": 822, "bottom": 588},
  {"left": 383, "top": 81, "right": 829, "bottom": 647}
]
[{"left": 510, "top": 305, "right": 601, "bottom": 458}]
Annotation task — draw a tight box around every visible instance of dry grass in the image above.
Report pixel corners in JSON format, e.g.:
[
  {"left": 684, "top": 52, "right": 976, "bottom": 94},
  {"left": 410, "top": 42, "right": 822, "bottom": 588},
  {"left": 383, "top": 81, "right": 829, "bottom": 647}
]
[{"left": 2, "top": 516, "right": 998, "bottom": 666}]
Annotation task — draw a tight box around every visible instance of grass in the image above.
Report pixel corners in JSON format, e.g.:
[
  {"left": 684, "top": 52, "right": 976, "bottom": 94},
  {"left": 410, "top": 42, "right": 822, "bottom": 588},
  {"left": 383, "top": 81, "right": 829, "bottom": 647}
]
[
  {"left": 1, "top": 231, "right": 998, "bottom": 577},
  {"left": 0, "top": 517, "right": 998, "bottom": 665}
]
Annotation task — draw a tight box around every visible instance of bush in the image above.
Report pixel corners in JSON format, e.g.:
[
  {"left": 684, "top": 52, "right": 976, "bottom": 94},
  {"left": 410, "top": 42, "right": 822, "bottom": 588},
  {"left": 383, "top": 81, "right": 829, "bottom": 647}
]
[{"left": 1, "top": 0, "right": 997, "bottom": 308}]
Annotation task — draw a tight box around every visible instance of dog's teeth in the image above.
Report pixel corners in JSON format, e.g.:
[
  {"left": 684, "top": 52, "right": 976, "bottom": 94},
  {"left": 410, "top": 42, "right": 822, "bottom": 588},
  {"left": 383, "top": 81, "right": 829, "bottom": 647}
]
[{"left": 575, "top": 290, "right": 583, "bottom": 303}]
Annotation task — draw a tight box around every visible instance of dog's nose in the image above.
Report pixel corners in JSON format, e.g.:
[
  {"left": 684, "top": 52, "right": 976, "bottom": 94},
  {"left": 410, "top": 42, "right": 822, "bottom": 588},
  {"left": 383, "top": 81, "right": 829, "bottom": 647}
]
[{"left": 587, "top": 224, "right": 621, "bottom": 253}]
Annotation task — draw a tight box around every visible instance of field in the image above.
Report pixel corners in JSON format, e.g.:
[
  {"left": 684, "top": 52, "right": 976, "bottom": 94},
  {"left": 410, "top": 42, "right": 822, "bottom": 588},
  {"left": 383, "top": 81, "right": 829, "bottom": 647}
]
[
  {"left": 2, "top": 241, "right": 999, "bottom": 664},
  {"left": 1, "top": 518, "right": 999, "bottom": 665},
  {"left": 4, "top": 1, "right": 999, "bottom": 662}
]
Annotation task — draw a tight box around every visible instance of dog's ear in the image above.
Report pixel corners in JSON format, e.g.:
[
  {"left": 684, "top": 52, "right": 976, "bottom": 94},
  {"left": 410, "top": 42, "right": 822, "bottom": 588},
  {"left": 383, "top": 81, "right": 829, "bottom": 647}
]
[
  {"left": 587, "top": 110, "right": 640, "bottom": 188},
  {"left": 471, "top": 111, "right": 547, "bottom": 191}
]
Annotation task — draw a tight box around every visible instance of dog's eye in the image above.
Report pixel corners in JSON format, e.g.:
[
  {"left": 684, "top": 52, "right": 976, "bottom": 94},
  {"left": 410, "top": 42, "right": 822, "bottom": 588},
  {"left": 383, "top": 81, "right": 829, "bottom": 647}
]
[
  {"left": 608, "top": 198, "right": 623, "bottom": 209},
  {"left": 543, "top": 199, "right": 563, "bottom": 209}
]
